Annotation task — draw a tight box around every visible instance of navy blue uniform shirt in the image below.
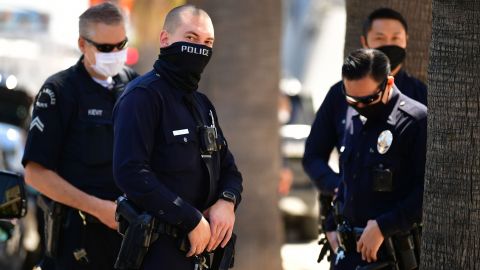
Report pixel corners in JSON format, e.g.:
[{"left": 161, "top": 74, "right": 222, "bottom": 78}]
[
  {"left": 303, "top": 70, "right": 427, "bottom": 195},
  {"left": 113, "top": 62, "right": 243, "bottom": 234},
  {"left": 22, "top": 57, "right": 138, "bottom": 200},
  {"left": 335, "top": 87, "right": 427, "bottom": 237}
]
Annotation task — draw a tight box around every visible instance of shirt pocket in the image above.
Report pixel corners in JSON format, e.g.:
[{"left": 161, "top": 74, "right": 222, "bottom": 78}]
[
  {"left": 81, "top": 118, "right": 113, "bottom": 166},
  {"left": 159, "top": 128, "right": 199, "bottom": 172}
]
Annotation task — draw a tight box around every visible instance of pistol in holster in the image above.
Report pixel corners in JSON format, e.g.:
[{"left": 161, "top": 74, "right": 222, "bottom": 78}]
[
  {"left": 355, "top": 227, "right": 421, "bottom": 270},
  {"left": 37, "top": 195, "right": 66, "bottom": 258},
  {"left": 317, "top": 194, "right": 334, "bottom": 263},
  {"left": 114, "top": 196, "right": 156, "bottom": 270}
]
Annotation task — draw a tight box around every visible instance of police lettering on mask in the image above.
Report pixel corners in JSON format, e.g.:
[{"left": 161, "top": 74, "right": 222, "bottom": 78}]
[
  {"left": 155, "top": 41, "right": 213, "bottom": 92},
  {"left": 181, "top": 45, "right": 210, "bottom": 56}
]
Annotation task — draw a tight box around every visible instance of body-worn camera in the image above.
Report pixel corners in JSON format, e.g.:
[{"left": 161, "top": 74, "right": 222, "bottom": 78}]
[
  {"left": 199, "top": 126, "right": 218, "bottom": 153},
  {"left": 198, "top": 110, "right": 220, "bottom": 153},
  {"left": 372, "top": 164, "right": 393, "bottom": 192}
]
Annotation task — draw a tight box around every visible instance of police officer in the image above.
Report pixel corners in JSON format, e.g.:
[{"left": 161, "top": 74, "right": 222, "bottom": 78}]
[
  {"left": 328, "top": 49, "right": 426, "bottom": 269},
  {"left": 304, "top": 7, "right": 427, "bottom": 203},
  {"left": 113, "top": 5, "right": 243, "bottom": 270},
  {"left": 22, "top": 3, "right": 138, "bottom": 269},
  {"left": 302, "top": 8, "right": 427, "bottom": 262}
]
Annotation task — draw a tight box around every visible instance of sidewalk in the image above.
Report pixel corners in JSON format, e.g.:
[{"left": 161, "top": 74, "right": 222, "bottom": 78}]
[{"left": 282, "top": 240, "right": 331, "bottom": 270}]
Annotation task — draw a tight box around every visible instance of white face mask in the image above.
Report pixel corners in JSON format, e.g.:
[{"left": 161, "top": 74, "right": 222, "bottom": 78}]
[{"left": 91, "top": 49, "right": 127, "bottom": 77}]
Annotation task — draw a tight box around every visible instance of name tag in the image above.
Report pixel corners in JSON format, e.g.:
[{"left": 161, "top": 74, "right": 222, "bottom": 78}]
[
  {"left": 173, "top": 129, "right": 189, "bottom": 136},
  {"left": 88, "top": 109, "right": 103, "bottom": 116}
]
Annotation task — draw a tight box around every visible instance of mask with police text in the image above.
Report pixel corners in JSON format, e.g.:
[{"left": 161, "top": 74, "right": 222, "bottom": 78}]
[
  {"left": 91, "top": 49, "right": 127, "bottom": 78},
  {"left": 156, "top": 42, "right": 212, "bottom": 92},
  {"left": 375, "top": 45, "right": 406, "bottom": 71}
]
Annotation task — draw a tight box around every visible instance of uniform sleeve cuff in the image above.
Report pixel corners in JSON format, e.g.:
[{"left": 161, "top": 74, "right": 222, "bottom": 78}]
[
  {"left": 131, "top": 188, "right": 203, "bottom": 233},
  {"left": 178, "top": 204, "right": 203, "bottom": 232},
  {"left": 376, "top": 214, "right": 398, "bottom": 237},
  {"left": 315, "top": 173, "right": 340, "bottom": 195}
]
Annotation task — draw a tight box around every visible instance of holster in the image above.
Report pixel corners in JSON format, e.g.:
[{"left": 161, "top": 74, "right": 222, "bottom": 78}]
[
  {"left": 319, "top": 193, "right": 334, "bottom": 231},
  {"left": 356, "top": 229, "right": 420, "bottom": 270},
  {"left": 37, "top": 195, "right": 66, "bottom": 258},
  {"left": 114, "top": 196, "right": 156, "bottom": 270},
  {"left": 391, "top": 231, "right": 418, "bottom": 270},
  {"left": 211, "top": 233, "right": 236, "bottom": 270}
]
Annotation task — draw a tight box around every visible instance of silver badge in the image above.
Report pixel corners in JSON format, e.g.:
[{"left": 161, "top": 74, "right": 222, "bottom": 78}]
[{"left": 377, "top": 130, "right": 393, "bottom": 154}]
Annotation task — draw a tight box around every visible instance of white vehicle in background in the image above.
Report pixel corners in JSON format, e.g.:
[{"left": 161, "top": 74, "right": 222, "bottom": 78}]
[{"left": 0, "top": 71, "right": 39, "bottom": 270}]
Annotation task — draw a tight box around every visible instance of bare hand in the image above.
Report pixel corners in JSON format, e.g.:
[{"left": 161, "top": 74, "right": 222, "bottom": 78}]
[
  {"left": 187, "top": 217, "right": 211, "bottom": 257},
  {"left": 326, "top": 231, "right": 339, "bottom": 253},
  {"left": 91, "top": 199, "right": 118, "bottom": 230},
  {"left": 203, "top": 199, "right": 235, "bottom": 251},
  {"left": 357, "top": 220, "right": 384, "bottom": 262}
]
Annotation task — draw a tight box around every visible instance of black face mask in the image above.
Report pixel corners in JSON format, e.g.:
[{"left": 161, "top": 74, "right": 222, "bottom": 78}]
[
  {"left": 375, "top": 45, "right": 406, "bottom": 71},
  {"left": 154, "top": 42, "right": 212, "bottom": 92},
  {"left": 351, "top": 101, "right": 388, "bottom": 120}
]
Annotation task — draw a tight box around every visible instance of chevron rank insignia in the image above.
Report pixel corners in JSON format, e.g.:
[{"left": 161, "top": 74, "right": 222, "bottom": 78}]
[{"left": 30, "top": 117, "right": 45, "bottom": 132}]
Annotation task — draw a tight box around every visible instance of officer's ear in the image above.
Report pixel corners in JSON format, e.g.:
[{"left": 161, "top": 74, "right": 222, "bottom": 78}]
[
  {"left": 159, "top": 30, "right": 170, "bottom": 48},
  {"left": 78, "top": 37, "right": 87, "bottom": 54},
  {"left": 360, "top": 35, "right": 368, "bottom": 48},
  {"left": 387, "top": 75, "right": 394, "bottom": 87},
  {"left": 386, "top": 75, "right": 395, "bottom": 93}
]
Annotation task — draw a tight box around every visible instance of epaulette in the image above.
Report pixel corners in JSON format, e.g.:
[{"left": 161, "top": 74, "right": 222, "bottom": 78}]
[{"left": 397, "top": 97, "right": 427, "bottom": 120}]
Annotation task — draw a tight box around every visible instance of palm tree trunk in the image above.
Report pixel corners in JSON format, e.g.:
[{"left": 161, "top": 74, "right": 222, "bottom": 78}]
[
  {"left": 188, "top": 1, "right": 284, "bottom": 269},
  {"left": 130, "top": 0, "right": 185, "bottom": 74},
  {"left": 421, "top": 0, "right": 480, "bottom": 269},
  {"left": 345, "top": 0, "right": 432, "bottom": 82}
]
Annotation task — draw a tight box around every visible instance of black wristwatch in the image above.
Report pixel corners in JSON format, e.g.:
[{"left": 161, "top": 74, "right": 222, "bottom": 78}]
[{"left": 219, "top": 191, "right": 236, "bottom": 205}]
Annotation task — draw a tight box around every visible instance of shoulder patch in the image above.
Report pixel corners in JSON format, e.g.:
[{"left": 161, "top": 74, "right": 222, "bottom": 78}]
[{"left": 35, "top": 87, "right": 57, "bottom": 109}]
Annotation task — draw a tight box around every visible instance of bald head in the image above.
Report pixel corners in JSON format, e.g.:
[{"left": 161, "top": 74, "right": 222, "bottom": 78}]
[
  {"left": 160, "top": 4, "right": 214, "bottom": 48},
  {"left": 163, "top": 5, "right": 210, "bottom": 34}
]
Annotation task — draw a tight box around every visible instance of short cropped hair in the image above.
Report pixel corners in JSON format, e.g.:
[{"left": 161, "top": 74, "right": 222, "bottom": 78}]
[
  {"left": 163, "top": 4, "right": 208, "bottom": 33},
  {"left": 362, "top": 8, "right": 408, "bottom": 37},
  {"left": 342, "top": 49, "right": 391, "bottom": 83},
  {"left": 79, "top": 2, "right": 125, "bottom": 38}
]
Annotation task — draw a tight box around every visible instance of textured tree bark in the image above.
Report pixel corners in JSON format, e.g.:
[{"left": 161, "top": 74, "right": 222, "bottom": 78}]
[
  {"left": 421, "top": 0, "right": 480, "bottom": 269},
  {"left": 187, "top": 1, "right": 284, "bottom": 269},
  {"left": 345, "top": 0, "right": 432, "bottom": 82}
]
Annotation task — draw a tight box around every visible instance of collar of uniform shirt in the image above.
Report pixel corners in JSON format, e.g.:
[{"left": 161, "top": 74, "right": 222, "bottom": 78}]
[{"left": 92, "top": 76, "right": 114, "bottom": 90}]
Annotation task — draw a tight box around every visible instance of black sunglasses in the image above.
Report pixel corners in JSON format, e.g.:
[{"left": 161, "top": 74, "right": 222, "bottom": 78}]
[
  {"left": 83, "top": 36, "right": 128, "bottom": 53},
  {"left": 342, "top": 78, "right": 388, "bottom": 105}
]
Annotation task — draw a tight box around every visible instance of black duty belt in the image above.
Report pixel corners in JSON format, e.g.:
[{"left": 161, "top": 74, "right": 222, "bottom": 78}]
[{"left": 154, "top": 220, "right": 180, "bottom": 238}]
